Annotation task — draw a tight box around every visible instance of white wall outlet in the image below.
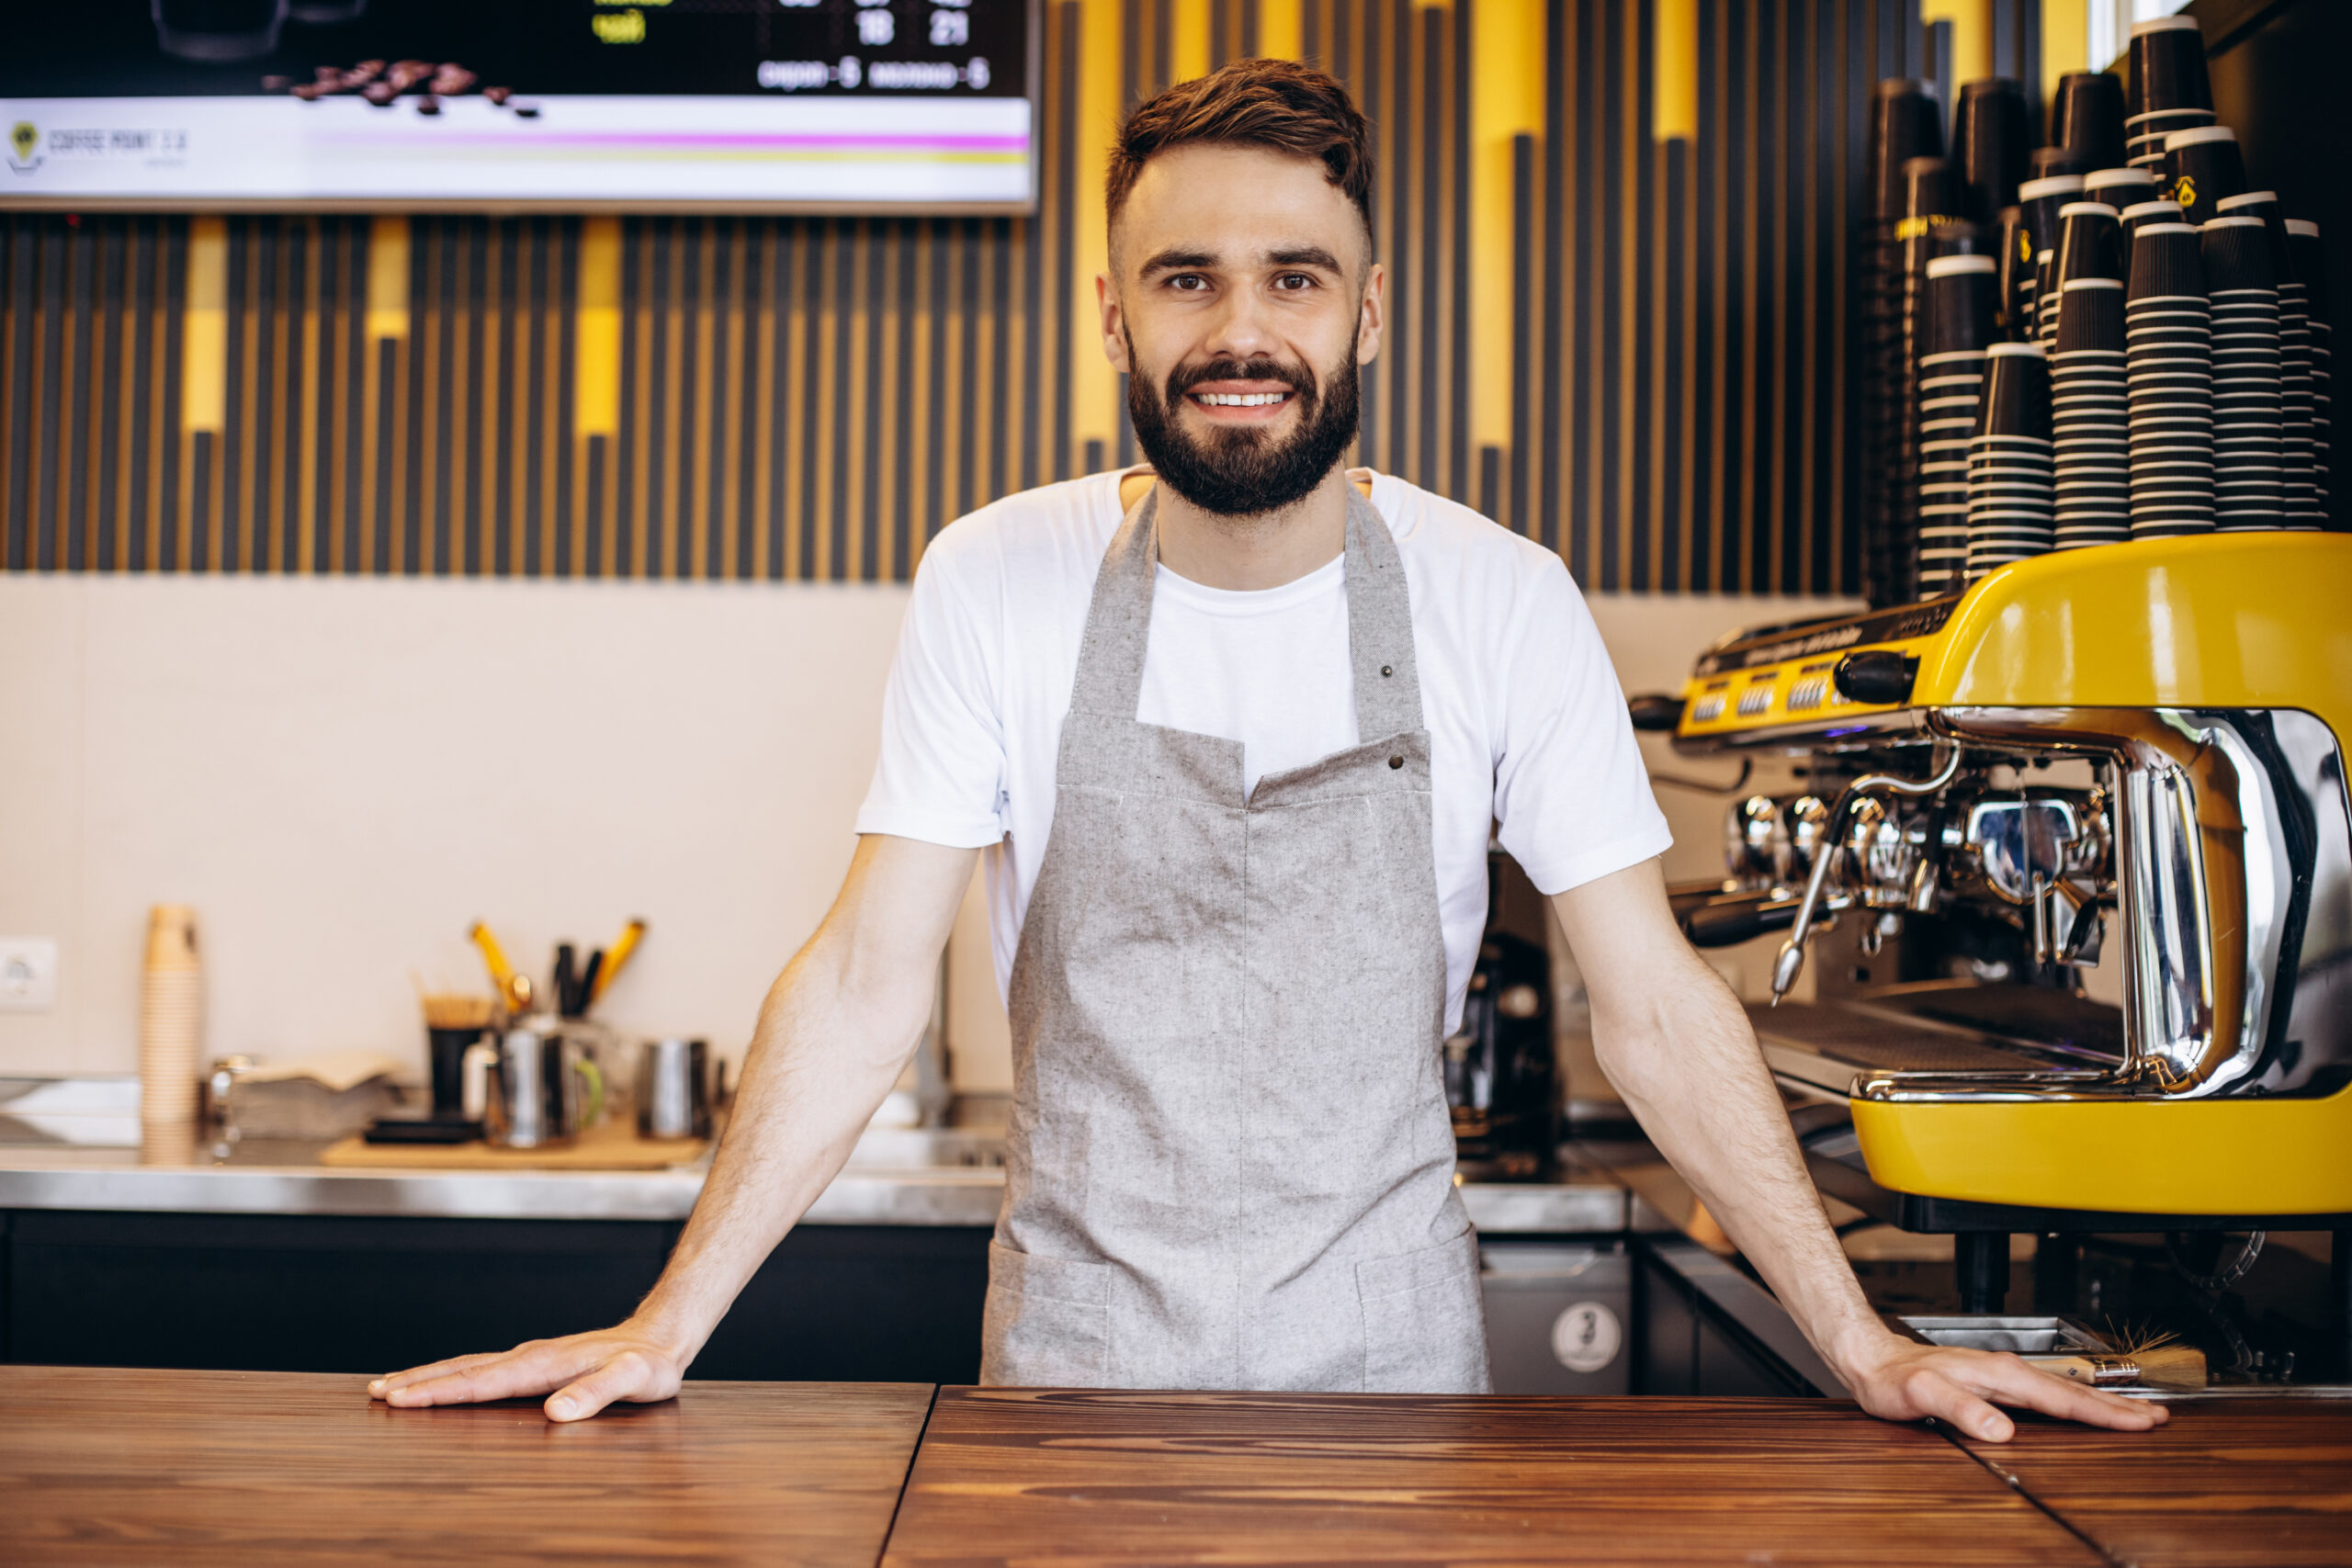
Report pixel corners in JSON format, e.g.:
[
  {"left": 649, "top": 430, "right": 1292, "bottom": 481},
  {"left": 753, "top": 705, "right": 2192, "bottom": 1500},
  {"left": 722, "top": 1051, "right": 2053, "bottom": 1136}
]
[{"left": 0, "top": 939, "right": 59, "bottom": 1012}]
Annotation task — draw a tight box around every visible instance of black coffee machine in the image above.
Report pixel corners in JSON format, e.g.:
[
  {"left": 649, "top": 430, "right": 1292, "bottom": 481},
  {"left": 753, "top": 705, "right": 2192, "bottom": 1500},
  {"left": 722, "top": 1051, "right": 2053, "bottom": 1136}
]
[{"left": 1443, "top": 850, "right": 1558, "bottom": 1177}]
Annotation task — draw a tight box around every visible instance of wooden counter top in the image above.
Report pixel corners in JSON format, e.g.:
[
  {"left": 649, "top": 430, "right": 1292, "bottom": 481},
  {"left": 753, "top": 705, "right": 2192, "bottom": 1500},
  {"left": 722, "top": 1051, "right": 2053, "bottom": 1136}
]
[
  {"left": 8, "top": 1370, "right": 2346, "bottom": 1567},
  {"left": 0, "top": 1366, "right": 933, "bottom": 1568},
  {"left": 881, "top": 1387, "right": 2106, "bottom": 1566},
  {"left": 1960, "top": 1399, "right": 2352, "bottom": 1568}
]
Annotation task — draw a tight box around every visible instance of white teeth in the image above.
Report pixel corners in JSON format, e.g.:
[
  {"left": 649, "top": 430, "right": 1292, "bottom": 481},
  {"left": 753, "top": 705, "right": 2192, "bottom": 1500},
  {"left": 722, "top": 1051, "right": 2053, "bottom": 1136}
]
[{"left": 1194, "top": 391, "right": 1288, "bottom": 406}]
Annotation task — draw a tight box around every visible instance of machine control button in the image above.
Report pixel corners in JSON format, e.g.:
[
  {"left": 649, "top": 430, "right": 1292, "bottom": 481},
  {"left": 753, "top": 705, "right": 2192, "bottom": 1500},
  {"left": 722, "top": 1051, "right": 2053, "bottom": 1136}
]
[
  {"left": 1736, "top": 684, "right": 1775, "bottom": 717},
  {"left": 1691, "top": 693, "right": 1726, "bottom": 723},
  {"left": 1786, "top": 676, "right": 1827, "bottom": 712},
  {"left": 1834, "top": 649, "right": 1920, "bottom": 705}
]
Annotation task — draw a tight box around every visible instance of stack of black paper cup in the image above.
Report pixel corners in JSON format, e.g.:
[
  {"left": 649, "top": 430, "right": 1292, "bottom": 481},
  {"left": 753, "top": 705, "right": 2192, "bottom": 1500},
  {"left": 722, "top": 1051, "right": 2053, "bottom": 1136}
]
[
  {"left": 1969, "top": 342, "right": 2055, "bottom": 577},
  {"left": 2052, "top": 71, "right": 2126, "bottom": 170},
  {"left": 2127, "top": 16, "right": 2213, "bottom": 173},
  {"left": 1918, "top": 254, "right": 2001, "bottom": 593},
  {"left": 2020, "top": 173, "right": 2086, "bottom": 353},
  {"left": 2287, "top": 219, "right": 2331, "bottom": 522},
  {"left": 2126, "top": 221, "right": 2218, "bottom": 538},
  {"left": 2053, "top": 277, "right": 2132, "bottom": 547},
  {"left": 1894, "top": 155, "right": 1968, "bottom": 596},
  {"left": 2219, "top": 193, "right": 2319, "bottom": 525},
  {"left": 2053, "top": 201, "right": 2123, "bottom": 351},
  {"left": 2164, "top": 126, "right": 2246, "bottom": 227},
  {"left": 2202, "top": 215, "right": 2288, "bottom": 529},
  {"left": 1958, "top": 79, "right": 2030, "bottom": 228},
  {"left": 1860, "top": 80, "right": 1945, "bottom": 606}
]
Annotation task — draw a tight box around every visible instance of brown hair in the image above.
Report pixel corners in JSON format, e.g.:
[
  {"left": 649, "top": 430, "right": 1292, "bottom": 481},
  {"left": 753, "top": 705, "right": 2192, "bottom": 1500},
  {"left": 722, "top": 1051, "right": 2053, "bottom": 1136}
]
[{"left": 1106, "top": 59, "right": 1375, "bottom": 240}]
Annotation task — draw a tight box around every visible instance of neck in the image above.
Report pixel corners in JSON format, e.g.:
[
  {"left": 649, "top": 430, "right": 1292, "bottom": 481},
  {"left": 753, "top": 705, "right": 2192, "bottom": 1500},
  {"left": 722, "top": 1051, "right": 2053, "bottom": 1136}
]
[{"left": 1153, "top": 463, "right": 1352, "bottom": 591}]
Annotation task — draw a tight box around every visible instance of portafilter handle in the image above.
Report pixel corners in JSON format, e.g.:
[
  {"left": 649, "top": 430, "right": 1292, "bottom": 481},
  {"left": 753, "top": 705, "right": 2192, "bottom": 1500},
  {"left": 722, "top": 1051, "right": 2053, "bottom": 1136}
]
[{"left": 1769, "top": 748, "right": 1963, "bottom": 1006}]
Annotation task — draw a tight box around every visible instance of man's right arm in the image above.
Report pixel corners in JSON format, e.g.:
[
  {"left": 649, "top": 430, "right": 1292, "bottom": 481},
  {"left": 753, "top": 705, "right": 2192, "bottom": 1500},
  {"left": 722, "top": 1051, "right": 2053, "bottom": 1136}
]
[{"left": 368, "top": 832, "right": 980, "bottom": 1421}]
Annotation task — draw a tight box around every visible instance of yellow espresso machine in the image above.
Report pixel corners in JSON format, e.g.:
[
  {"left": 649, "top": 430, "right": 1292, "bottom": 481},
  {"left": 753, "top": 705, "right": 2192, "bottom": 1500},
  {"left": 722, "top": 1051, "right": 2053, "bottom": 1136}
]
[{"left": 1661, "top": 533, "right": 2352, "bottom": 1323}]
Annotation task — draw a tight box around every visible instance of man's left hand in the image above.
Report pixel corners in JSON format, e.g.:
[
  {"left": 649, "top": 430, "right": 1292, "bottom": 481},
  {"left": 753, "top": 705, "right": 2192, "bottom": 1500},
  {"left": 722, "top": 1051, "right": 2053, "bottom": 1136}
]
[{"left": 1838, "top": 1330, "right": 2171, "bottom": 1441}]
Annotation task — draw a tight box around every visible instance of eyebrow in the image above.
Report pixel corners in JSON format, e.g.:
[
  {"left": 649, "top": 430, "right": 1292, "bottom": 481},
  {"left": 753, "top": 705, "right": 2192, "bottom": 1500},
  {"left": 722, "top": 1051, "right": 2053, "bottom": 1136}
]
[{"left": 1136, "top": 243, "right": 1350, "bottom": 277}]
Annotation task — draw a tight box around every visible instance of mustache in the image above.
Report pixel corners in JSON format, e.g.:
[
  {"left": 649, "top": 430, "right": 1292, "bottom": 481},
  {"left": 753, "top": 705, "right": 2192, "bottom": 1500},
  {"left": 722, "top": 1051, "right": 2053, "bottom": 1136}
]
[{"left": 1164, "top": 355, "right": 1317, "bottom": 404}]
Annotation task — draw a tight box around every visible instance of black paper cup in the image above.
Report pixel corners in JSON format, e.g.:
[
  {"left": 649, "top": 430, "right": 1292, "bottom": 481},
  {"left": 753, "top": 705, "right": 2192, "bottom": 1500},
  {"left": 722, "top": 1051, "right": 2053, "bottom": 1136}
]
[
  {"left": 1925, "top": 254, "right": 2000, "bottom": 355},
  {"left": 2128, "top": 221, "right": 2207, "bottom": 301},
  {"left": 2202, "top": 214, "right": 2277, "bottom": 294},
  {"left": 2053, "top": 72, "right": 2127, "bottom": 170},
  {"left": 2020, "top": 175, "right": 2087, "bottom": 264},
  {"left": 2214, "top": 192, "right": 2299, "bottom": 287},
  {"left": 2129, "top": 15, "right": 2211, "bottom": 118},
  {"left": 2058, "top": 202, "right": 2124, "bottom": 285},
  {"left": 1870, "top": 80, "right": 1945, "bottom": 224},
  {"left": 1996, "top": 206, "right": 2033, "bottom": 338},
  {"left": 1978, "top": 342, "right": 2052, "bottom": 441},
  {"left": 2165, "top": 126, "right": 2246, "bottom": 227},
  {"left": 2286, "top": 219, "right": 2331, "bottom": 321},
  {"left": 2085, "top": 167, "right": 2155, "bottom": 209},
  {"left": 1958, "top": 79, "right": 2030, "bottom": 225}
]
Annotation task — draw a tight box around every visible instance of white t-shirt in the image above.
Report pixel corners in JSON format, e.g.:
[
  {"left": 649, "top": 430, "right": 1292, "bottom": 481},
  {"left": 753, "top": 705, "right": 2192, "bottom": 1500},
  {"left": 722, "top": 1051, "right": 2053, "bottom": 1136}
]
[{"left": 854, "top": 469, "right": 1673, "bottom": 1032}]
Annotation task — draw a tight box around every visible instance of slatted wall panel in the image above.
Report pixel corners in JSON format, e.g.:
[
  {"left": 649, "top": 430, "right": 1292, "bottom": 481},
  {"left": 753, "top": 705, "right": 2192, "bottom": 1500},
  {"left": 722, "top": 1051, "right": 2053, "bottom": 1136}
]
[{"left": 0, "top": 0, "right": 2030, "bottom": 591}]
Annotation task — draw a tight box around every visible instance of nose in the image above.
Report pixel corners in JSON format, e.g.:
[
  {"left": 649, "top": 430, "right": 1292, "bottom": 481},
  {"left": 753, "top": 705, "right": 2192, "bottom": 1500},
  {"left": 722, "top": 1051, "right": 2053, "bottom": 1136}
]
[{"left": 1196, "top": 284, "right": 1283, "bottom": 366}]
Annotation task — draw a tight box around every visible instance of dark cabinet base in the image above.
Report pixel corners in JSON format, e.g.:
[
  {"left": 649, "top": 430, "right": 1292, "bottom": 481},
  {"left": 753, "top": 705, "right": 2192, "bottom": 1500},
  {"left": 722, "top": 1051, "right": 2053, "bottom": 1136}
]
[{"left": 2, "top": 1210, "right": 991, "bottom": 1383}]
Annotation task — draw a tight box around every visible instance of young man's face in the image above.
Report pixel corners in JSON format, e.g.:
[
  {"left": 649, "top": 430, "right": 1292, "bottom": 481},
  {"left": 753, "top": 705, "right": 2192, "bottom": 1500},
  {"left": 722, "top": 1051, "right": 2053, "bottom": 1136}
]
[{"left": 1102, "top": 142, "right": 1385, "bottom": 516}]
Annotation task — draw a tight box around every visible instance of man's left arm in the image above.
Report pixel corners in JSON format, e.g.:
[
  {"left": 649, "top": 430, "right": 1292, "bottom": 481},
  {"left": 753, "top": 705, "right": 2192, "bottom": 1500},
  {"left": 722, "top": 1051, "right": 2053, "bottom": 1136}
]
[{"left": 1547, "top": 857, "right": 2165, "bottom": 1441}]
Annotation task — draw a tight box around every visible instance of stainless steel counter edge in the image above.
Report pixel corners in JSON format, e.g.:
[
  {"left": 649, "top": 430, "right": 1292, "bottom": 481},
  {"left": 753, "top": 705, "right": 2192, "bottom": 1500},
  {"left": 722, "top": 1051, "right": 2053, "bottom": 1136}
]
[{"left": 0, "top": 1161, "right": 1627, "bottom": 1232}]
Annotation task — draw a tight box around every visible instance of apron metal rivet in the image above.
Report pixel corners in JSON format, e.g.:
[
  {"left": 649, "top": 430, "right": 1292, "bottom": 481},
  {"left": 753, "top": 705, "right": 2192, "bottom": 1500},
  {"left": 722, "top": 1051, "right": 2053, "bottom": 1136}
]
[
  {"left": 1381, "top": 664, "right": 1394, "bottom": 677},
  {"left": 1389, "top": 755, "right": 1404, "bottom": 769}
]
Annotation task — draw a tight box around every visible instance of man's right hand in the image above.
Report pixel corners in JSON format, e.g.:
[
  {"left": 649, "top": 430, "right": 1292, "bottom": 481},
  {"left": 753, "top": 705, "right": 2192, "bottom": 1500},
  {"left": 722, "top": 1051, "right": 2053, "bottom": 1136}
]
[{"left": 368, "top": 1322, "right": 687, "bottom": 1421}]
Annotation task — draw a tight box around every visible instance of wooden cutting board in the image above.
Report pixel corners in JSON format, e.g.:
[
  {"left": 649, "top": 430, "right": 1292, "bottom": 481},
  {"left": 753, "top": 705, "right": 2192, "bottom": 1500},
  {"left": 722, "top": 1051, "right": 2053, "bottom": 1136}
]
[
  {"left": 319, "top": 1113, "right": 707, "bottom": 1169},
  {"left": 883, "top": 1387, "right": 2109, "bottom": 1566}
]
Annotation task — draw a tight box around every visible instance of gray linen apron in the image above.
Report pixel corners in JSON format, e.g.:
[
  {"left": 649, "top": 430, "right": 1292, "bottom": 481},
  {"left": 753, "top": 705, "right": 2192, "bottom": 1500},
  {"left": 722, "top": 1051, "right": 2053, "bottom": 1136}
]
[{"left": 981, "top": 481, "right": 1490, "bottom": 1393}]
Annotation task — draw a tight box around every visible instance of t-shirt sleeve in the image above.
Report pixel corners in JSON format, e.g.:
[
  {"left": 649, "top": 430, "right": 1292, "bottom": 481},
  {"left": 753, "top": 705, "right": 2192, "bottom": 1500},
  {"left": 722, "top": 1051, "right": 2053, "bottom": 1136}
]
[
  {"left": 1491, "top": 554, "right": 1675, "bottom": 895},
  {"left": 853, "top": 522, "right": 1010, "bottom": 847}
]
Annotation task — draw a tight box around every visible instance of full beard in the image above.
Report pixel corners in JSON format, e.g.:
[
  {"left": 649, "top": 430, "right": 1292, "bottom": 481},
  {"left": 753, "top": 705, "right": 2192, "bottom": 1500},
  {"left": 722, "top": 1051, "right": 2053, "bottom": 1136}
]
[{"left": 1125, "top": 333, "right": 1361, "bottom": 518}]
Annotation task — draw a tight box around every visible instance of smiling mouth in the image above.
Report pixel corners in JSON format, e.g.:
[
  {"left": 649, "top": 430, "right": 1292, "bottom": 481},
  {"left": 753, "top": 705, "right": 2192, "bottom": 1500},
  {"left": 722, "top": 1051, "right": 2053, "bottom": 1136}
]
[{"left": 1191, "top": 390, "right": 1291, "bottom": 407}]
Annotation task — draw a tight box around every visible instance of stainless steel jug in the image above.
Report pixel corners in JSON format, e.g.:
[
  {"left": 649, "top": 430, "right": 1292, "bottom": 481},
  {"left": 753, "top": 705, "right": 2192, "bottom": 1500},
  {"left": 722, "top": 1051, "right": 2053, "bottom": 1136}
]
[
  {"left": 469, "top": 1025, "right": 604, "bottom": 1149},
  {"left": 637, "top": 1037, "right": 712, "bottom": 1140}
]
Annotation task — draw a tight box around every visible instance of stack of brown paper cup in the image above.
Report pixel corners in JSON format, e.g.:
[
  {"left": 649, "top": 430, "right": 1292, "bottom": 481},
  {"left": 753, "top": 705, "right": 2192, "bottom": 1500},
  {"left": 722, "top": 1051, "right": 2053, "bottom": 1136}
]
[{"left": 140, "top": 905, "right": 204, "bottom": 1134}]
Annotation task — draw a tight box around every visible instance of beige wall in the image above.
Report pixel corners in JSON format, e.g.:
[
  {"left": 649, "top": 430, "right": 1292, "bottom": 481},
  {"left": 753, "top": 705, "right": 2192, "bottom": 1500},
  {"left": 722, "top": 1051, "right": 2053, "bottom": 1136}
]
[{"left": 0, "top": 575, "right": 1852, "bottom": 1090}]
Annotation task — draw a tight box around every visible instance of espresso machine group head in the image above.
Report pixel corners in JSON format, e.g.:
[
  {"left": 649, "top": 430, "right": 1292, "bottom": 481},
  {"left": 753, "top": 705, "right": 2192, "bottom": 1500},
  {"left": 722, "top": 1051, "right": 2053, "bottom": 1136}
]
[{"left": 1668, "top": 534, "right": 2352, "bottom": 1220}]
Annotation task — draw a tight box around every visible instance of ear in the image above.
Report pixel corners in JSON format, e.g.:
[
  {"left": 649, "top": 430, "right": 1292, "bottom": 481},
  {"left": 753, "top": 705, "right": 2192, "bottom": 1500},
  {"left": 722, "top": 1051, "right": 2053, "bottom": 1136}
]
[
  {"left": 1098, "top": 273, "right": 1130, "bottom": 373},
  {"left": 1355, "top": 261, "right": 1386, "bottom": 367}
]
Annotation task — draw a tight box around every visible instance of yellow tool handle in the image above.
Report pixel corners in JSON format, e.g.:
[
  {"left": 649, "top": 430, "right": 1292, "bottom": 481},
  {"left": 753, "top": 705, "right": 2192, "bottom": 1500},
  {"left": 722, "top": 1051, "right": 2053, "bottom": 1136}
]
[
  {"left": 469, "top": 922, "right": 519, "bottom": 1007},
  {"left": 592, "top": 919, "right": 647, "bottom": 1004}
]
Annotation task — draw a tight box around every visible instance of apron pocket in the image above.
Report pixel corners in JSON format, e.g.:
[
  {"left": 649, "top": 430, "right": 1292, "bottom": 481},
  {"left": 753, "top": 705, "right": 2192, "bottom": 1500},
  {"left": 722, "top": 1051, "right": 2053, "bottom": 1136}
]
[
  {"left": 982, "top": 1241, "right": 1114, "bottom": 1388},
  {"left": 1353, "top": 1231, "right": 1491, "bottom": 1394}
]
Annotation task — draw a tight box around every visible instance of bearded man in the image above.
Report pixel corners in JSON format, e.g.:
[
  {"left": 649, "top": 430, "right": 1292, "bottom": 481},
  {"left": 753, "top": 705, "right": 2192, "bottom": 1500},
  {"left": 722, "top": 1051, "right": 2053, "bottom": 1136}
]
[{"left": 372, "top": 60, "right": 2160, "bottom": 1443}]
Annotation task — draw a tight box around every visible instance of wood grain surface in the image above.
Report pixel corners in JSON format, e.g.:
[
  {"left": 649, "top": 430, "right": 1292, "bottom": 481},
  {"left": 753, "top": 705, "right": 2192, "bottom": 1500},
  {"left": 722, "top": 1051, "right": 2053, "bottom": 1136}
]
[
  {"left": 880, "top": 1387, "right": 2106, "bottom": 1566},
  {"left": 1957, "top": 1399, "right": 2352, "bottom": 1568},
  {"left": 317, "top": 1117, "right": 707, "bottom": 1169},
  {"left": 0, "top": 1366, "right": 933, "bottom": 1567}
]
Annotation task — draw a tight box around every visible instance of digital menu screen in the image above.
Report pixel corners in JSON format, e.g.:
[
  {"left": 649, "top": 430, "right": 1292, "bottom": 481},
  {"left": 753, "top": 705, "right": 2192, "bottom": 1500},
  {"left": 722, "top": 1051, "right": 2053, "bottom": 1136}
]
[{"left": 1, "top": 0, "right": 1037, "bottom": 211}]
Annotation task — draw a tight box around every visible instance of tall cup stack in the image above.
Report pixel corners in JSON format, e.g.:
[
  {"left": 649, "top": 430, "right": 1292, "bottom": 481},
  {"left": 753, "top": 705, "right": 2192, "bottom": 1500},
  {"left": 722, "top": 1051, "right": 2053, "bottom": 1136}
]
[
  {"left": 140, "top": 905, "right": 204, "bottom": 1156},
  {"left": 2201, "top": 216, "right": 2289, "bottom": 529},
  {"left": 1893, "top": 154, "right": 1968, "bottom": 604},
  {"left": 2020, "top": 173, "right": 2086, "bottom": 353},
  {"left": 2127, "top": 16, "right": 2213, "bottom": 173},
  {"left": 1969, "top": 343, "right": 2055, "bottom": 578},
  {"left": 2126, "top": 222, "right": 2218, "bottom": 537},
  {"left": 2287, "top": 220, "right": 2331, "bottom": 521},
  {"left": 1860, "top": 80, "right": 1945, "bottom": 606},
  {"left": 2053, "top": 276, "right": 2132, "bottom": 547},
  {"left": 2219, "top": 193, "right": 2319, "bottom": 525},
  {"left": 1917, "top": 254, "right": 1999, "bottom": 593}
]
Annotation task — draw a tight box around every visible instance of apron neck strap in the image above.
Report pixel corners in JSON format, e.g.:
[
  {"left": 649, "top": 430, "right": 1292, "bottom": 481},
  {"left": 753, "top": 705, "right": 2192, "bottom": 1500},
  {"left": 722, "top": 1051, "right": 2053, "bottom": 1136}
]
[{"left": 1069, "top": 479, "right": 1426, "bottom": 740}]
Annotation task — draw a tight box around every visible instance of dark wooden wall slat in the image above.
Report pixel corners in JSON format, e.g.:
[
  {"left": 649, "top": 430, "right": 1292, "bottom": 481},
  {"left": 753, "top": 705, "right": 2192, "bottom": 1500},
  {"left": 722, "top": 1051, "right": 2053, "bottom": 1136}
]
[{"left": 0, "top": 1, "right": 2029, "bottom": 593}]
